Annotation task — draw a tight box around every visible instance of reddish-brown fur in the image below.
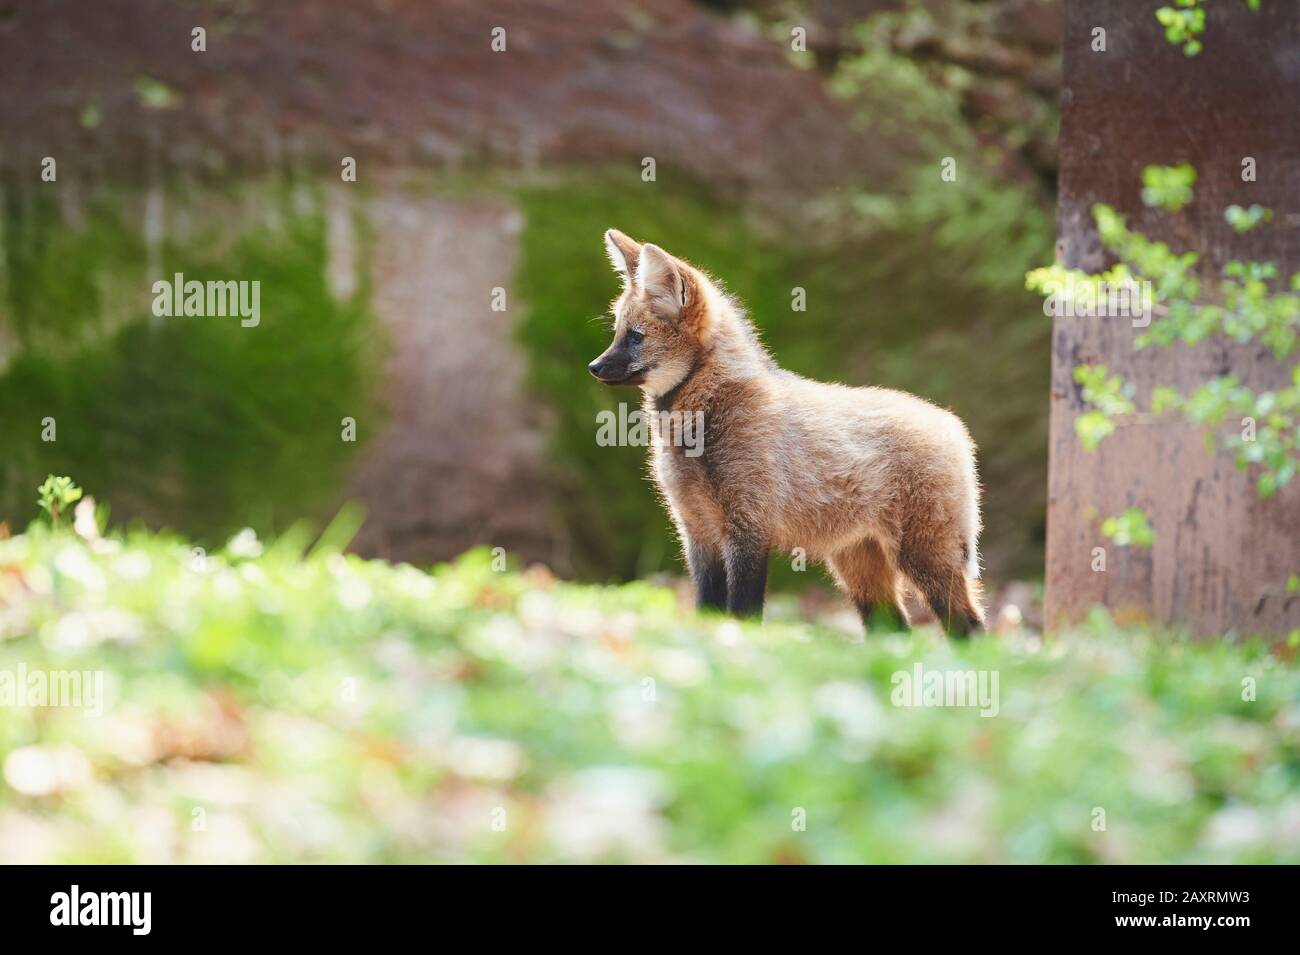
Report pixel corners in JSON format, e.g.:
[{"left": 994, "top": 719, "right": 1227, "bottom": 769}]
[{"left": 590, "top": 230, "right": 985, "bottom": 636}]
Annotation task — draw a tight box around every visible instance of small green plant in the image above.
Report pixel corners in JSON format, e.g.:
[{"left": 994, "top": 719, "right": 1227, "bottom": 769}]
[
  {"left": 132, "top": 75, "right": 180, "bottom": 109},
  {"left": 1140, "top": 163, "right": 1197, "bottom": 212},
  {"left": 1073, "top": 365, "right": 1136, "bottom": 450},
  {"left": 36, "top": 475, "right": 82, "bottom": 527},
  {"left": 1157, "top": 1, "right": 1261, "bottom": 56},
  {"left": 1156, "top": 1, "right": 1209, "bottom": 56},
  {"left": 1101, "top": 507, "right": 1156, "bottom": 548},
  {"left": 1225, "top": 204, "right": 1273, "bottom": 233}
]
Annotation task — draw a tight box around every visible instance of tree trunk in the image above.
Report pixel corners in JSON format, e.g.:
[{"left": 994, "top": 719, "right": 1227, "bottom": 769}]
[{"left": 1048, "top": 0, "right": 1300, "bottom": 636}]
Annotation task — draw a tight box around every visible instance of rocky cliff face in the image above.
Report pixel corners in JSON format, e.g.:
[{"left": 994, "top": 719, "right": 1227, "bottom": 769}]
[{"left": 0, "top": 0, "right": 885, "bottom": 197}]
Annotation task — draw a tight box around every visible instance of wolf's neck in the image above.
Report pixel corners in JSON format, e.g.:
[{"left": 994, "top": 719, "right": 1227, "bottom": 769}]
[
  {"left": 651, "top": 328, "right": 764, "bottom": 415},
  {"left": 651, "top": 367, "right": 696, "bottom": 414},
  {"left": 710, "top": 307, "right": 776, "bottom": 376}
]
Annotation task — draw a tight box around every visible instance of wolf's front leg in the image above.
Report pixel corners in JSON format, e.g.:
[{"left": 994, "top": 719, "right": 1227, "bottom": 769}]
[
  {"left": 723, "top": 535, "right": 768, "bottom": 618},
  {"left": 686, "top": 537, "right": 727, "bottom": 612}
]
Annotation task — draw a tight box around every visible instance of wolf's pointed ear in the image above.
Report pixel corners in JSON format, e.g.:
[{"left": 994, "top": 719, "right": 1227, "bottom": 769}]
[
  {"left": 637, "top": 243, "right": 688, "bottom": 311},
  {"left": 604, "top": 229, "right": 641, "bottom": 285}
]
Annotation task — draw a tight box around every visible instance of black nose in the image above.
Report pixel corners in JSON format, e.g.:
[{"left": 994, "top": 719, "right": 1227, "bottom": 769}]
[{"left": 588, "top": 358, "right": 605, "bottom": 378}]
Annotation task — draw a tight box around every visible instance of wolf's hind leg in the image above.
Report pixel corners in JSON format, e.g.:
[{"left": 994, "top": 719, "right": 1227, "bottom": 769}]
[
  {"left": 723, "top": 535, "right": 768, "bottom": 618},
  {"left": 829, "top": 539, "right": 910, "bottom": 634},
  {"left": 897, "top": 541, "right": 984, "bottom": 638},
  {"left": 686, "top": 537, "right": 727, "bottom": 612}
]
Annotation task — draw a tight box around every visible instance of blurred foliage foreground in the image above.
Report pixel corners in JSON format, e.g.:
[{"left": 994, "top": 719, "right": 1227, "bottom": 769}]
[{"left": 0, "top": 523, "right": 1298, "bottom": 864}]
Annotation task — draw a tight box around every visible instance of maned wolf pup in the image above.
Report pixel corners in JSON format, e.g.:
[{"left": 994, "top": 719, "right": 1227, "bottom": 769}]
[{"left": 589, "top": 230, "right": 985, "bottom": 637}]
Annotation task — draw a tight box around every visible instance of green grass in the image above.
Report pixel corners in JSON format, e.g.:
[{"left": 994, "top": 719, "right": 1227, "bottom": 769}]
[{"left": 1, "top": 524, "right": 1296, "bottom": 863}]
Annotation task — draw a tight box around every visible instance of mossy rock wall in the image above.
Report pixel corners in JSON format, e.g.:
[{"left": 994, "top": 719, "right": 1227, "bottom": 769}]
[{"left": 0, "top": 178, "right": 377, "bottom": 544}]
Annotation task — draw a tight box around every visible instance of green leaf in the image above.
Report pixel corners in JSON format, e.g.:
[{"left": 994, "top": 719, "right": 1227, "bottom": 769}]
[
  {"left": 133, "top": 75, "right": 180, "bottom": 110},
  {"left": 1100, "top": 507, "right": 1155, "bottom": 547},
  {"left": 1151, "top": 386, "right": 1182, "bottom": 414},
  {"left": 1140, "top": 164, "right": 1197, "bottom": 212},
  {"left": 1225, "top": 204, "right": 1273, "bottom": 233},
  {"left": 1075, "top": 411, "right": 1115, "bottom": 450}
]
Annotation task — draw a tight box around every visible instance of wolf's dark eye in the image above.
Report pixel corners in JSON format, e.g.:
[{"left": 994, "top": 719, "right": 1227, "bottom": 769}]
[{"left": 626, "top": 329, "right": 645, "bottom": 346}]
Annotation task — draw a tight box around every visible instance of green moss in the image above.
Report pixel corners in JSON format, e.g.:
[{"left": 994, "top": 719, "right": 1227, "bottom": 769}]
[
  {"left": 0, "top": 181, "right": 380, "bottom": 543},
  {"left": 1, "top": 188, "right": 147, "bottom": 351}
]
